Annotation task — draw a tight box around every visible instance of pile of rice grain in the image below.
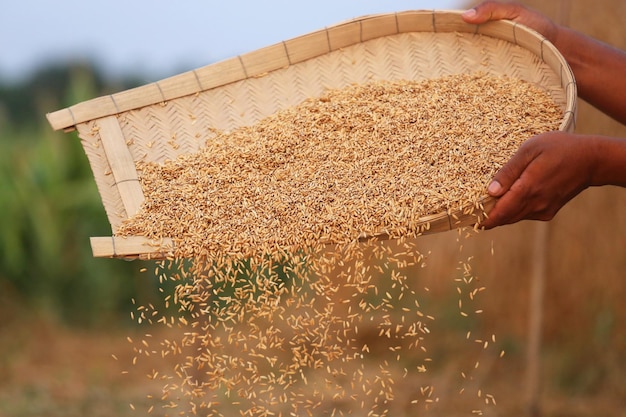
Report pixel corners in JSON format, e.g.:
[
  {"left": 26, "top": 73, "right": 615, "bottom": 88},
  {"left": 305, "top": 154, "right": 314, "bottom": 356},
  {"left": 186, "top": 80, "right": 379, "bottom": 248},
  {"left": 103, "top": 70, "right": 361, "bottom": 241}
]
[{"left": 116, "top": 72, "right": 562, "bottom": 259}]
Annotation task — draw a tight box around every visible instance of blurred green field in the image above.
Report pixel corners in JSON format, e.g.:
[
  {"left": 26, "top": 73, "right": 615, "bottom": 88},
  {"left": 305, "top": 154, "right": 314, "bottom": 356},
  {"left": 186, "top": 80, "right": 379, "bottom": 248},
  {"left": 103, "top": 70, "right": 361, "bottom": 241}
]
[{"left": 0, "top": 64, "right": 157, "bottom": 326}]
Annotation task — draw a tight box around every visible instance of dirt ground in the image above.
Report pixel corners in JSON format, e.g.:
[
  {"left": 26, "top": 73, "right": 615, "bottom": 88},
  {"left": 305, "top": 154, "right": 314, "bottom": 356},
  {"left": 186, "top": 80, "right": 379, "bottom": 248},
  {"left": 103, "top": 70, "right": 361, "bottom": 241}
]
[{"left": 1, "top": 310, "right": 624, "bottom": 417}]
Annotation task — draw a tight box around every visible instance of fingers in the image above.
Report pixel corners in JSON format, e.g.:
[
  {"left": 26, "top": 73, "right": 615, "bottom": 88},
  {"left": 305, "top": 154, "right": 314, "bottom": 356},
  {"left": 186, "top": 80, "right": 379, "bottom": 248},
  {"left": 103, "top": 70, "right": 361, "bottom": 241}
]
[
  {"left": 462, "top": 1, "right": 526, "bottom": 24},
  {"left": 480, "top": 132, "right": 583, "bottom": 229},
  {"left": 462, "top": 1, "right": 558, "bottom": 43},
  {"left": 480, "top": 182, "right": 529, "bottom": 229},
  {"left": 487, "top": 179, "right": 504, "bottom": 197},
  {"left": 480, "top": 136, "right": 541, "bottom": 229},
  {"left": 487, "top": 144, "right": 533, "bottom": 198},
  {"left": 480, "top": 174, "right": 527, "bottom": 230}
]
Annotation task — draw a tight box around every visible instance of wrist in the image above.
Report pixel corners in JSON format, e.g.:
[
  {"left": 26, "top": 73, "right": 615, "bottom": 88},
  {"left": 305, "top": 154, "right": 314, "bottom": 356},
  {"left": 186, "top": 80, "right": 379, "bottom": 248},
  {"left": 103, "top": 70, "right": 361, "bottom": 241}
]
[
  {"left": 550, "top": 25, "right": 575, "bottom": 60},
  {"left": 586, "top": 136, "right": 626, "bottom": 187},
  {"left": 586, "top": 136, "right": 602, "bottom": 187}
]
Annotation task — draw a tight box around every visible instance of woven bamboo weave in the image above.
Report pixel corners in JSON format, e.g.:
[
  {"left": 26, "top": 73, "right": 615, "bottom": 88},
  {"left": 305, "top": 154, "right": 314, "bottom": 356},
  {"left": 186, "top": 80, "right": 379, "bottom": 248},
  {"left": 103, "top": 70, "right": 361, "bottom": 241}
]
[{"left": 47, "top": 10, "right": 577, "bottom": 259}]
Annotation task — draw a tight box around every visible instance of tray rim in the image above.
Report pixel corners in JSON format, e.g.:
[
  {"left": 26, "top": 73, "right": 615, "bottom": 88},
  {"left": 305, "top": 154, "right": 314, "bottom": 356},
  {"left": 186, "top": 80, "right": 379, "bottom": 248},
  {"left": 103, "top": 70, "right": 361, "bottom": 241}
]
[{"left": 46, "top": 10, "right": 576, "bottom": 133}]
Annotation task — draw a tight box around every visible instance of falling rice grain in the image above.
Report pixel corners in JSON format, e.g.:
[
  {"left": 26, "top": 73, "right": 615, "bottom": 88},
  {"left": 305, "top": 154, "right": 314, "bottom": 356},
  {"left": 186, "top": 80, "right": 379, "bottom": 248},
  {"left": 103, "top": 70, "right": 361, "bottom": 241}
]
[{"left": 114, "top": 72, "right": 562, "bottom": 417}]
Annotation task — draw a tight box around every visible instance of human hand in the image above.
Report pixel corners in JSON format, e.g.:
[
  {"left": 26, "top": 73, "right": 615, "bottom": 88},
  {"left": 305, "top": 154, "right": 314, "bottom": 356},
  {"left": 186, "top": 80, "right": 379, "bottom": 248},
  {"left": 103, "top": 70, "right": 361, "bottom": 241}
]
[
  {"left": 480, "top": 132, "right": 596, "bottom": 229},
  {"left": 462, "top": 1, "right": 559, "bottom": 44}
]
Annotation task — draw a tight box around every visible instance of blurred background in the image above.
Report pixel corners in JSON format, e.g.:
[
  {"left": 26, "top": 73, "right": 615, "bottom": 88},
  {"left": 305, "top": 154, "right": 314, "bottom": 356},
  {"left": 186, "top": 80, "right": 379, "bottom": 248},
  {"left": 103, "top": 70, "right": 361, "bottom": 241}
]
[{"left": 1, "top": 0, "right": 624, "bottom": 416}]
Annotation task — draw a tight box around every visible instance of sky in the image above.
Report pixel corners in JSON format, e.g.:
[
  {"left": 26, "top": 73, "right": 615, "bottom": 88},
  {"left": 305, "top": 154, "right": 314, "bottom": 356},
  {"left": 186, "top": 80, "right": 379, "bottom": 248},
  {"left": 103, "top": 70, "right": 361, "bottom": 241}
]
[{"left": 1, "top": 0, "right": 465, "bottom": 83}]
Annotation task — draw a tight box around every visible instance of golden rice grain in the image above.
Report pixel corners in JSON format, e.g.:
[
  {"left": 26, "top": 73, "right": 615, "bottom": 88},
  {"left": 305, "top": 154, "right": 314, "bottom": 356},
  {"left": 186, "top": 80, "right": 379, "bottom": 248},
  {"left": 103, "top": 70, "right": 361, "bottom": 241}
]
[
  {"left": 116, "top": 73, "right": 560, "bottom": 259},
  {"left": 118, "top": 73, "right": 561, "bottom": 417}
]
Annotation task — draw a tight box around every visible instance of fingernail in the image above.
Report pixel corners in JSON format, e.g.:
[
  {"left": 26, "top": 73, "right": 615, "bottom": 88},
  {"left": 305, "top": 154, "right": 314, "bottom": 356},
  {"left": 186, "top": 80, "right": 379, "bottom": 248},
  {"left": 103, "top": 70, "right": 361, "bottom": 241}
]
[
  {"left": 462, "top": 9, "right": 477, "bottom": 19},
  {"left": 487, "top": 180, "right": 503, "bottom": 196}
]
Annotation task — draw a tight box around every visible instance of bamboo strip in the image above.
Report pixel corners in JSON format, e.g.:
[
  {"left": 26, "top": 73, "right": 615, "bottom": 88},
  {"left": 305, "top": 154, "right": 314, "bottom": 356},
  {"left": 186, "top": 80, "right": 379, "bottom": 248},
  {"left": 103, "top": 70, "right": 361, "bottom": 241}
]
[
  {"left": 396, "top": 10, "right": 435, "bottom": 33},
  {"left": 284, "top": 30, "right": 330, "bottom": 65},
  {"left": 90, "top": 236, "right": 174, "bottom": 259},
  {"left": 113, "top": 83, "right": 165, "bottom": 114},
  {"left": 327, "top": 20, "right": 361, "bottom": 51},
  {"left": 96, "top": 116, "right": 145, "bottom": 218},
  {"left": 74, "top": 120, "right": 126, "bottom": 230},
  {"left": 157, "top": 71, "right": 202, "bottom": 101},
  {"left": 360, "top": 13, "right": 399, "bottom": 41},
  {"left": 240, "top": 43, "right": 290, "bottom": 78},
  {"left": 433, "top": 10, "right": 477, "bottom": 33},
  {"left": 194, "top": 57, "right": 247, "bottom": 92}
]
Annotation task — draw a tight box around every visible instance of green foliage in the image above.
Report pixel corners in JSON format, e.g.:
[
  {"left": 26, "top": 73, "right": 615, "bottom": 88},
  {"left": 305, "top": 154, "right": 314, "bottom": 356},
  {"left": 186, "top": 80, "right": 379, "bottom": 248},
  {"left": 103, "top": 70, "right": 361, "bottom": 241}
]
[{"left": 0, "top": 62, "right": 156, "bottom": 326}]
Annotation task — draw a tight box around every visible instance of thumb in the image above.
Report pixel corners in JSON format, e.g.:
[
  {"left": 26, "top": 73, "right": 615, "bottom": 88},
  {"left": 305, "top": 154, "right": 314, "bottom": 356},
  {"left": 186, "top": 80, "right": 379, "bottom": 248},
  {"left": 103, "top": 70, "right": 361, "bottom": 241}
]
[
  {"left": 487, "top": 150, "right": 531, "bottom": 197},
  {"left": 462, "top": 1, "right": 525, "bottom": 25}
]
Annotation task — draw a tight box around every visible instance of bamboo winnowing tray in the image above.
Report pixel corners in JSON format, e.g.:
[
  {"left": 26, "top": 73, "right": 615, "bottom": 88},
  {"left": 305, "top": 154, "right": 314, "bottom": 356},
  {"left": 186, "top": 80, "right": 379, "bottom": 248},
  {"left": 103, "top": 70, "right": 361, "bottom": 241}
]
[{"left": 47, "top": 10, "right": 577, "bottom": 259}]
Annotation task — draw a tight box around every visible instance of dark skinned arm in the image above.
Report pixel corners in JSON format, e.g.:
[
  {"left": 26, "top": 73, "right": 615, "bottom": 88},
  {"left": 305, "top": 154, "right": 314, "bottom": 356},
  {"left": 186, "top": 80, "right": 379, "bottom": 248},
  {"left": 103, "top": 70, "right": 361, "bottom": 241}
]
[{"left": 460, "top": 1, "right": 626, "bottom": 228}]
